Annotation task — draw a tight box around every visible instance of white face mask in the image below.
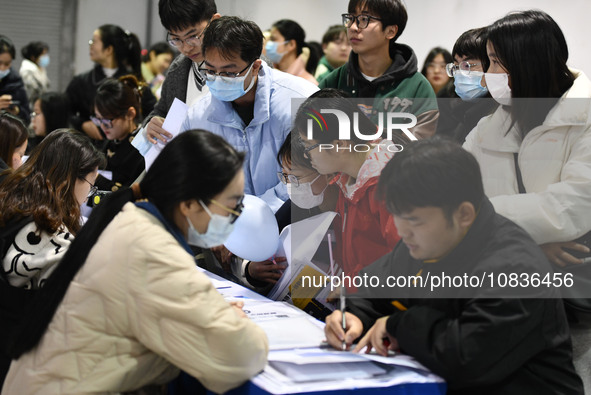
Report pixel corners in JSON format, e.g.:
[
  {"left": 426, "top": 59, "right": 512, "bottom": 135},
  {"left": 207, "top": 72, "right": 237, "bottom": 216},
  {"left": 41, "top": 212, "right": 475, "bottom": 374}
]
[
  {"left": 287, "top": 175, "right": 327, "bottom": 209},
  {"left": 186, "top": 201, "right": 235, "bottom": 248},
  {"left": 484, "top": 72, "right": 512, "bottom": 106}
]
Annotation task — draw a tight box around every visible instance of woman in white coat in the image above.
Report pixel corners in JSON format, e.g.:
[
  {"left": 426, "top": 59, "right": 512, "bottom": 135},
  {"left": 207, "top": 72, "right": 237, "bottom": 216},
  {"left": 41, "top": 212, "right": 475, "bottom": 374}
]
[
  {"left": 2, "top": 129, "right": 268, "bottom": 394},
  {"left": 463, "top": 10, "right": 591, "bottom": 390},
  {"left": 464, "top": 10, "right": 591, "bottom": 267}
]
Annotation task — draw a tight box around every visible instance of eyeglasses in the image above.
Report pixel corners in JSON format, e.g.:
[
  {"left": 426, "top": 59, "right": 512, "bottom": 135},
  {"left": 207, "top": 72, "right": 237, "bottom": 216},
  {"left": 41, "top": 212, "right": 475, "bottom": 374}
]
[
  {"left": 201, "top": 195, "right": 245, "bottom": 224},
  {"left": 199, "top": 61, "right": 254, "bottom": 83},
  {"left": 167, "top": 21, "right": 209, "bottom": 49},
  {"left": 90, "top": 115, "right": 116, "bottom": 129},
  {"left": 277, "top": 172, "right": 317, "bottom": 187},
  {"left": 302, "top": 142, "right": 321, "bottom": 160},
  {"left": 83, "top": 178, "right": 98, "bottom": 199},
  {"left": 342, "top": 13, "right": 382, "bottom": 29},
  {"left": 446, "top": 61, "right": 480, "bottom": 77}
]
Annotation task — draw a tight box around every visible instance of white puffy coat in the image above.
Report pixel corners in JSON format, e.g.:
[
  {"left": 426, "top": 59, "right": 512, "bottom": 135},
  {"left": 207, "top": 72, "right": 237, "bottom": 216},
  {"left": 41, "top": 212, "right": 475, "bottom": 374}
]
[
  {"left": 2, "top": 203, "right": 268, "bottom": 394},
  {"left": 464, "top": 70, "right": 591, "bottom": 244}
]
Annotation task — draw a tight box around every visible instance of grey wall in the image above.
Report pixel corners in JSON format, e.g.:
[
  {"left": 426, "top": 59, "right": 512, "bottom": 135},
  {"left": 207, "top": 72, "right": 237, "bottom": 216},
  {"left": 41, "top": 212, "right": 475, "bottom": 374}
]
[{"left": 2, "top": 0, "right": 590, "bottom": 91}]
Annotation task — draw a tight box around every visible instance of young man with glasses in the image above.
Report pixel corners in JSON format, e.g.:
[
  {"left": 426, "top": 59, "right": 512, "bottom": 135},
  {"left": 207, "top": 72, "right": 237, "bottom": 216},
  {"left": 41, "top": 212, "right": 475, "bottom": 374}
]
[
  {"left": 141, "top": 0, "right": 220, "bottom": 141},
  {"left": 180, "top": 16, "right": 318, "bottom": 212},
  {"left": 320, "top": 0, "right": 438, "bottom": 139}
]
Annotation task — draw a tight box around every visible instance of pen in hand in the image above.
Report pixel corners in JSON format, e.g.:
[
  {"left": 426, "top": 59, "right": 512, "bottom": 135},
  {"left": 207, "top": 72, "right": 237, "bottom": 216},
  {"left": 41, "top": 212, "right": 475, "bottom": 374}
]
[{"left": 340, "top": 286, "right": 346, "bottom": 351}]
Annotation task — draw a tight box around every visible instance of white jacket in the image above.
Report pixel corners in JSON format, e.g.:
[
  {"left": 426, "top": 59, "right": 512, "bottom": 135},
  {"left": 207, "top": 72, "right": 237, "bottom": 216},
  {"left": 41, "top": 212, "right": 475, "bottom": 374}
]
[
  {"left": 2, "top": 203, "right": 268, "bottom": 394},
  {"left": 464, "top": 70, "right": 591, "bottom": 244}
]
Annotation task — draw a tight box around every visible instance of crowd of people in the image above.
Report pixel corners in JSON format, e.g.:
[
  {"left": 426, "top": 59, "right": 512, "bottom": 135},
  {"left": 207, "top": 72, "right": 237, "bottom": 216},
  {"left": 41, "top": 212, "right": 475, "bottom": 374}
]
[{"left": 1, "top": 0, "right": 590, "bottom": 394}]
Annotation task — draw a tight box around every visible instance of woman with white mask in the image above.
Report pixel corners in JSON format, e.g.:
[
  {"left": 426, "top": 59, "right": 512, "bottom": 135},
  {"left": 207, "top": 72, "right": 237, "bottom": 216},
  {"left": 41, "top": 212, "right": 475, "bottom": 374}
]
[
  {"left": 463, "top": 11, "right": 591, "bottom": 390},
  {"left": 2, "top": 129, "right": 268, "bottom": 394}
]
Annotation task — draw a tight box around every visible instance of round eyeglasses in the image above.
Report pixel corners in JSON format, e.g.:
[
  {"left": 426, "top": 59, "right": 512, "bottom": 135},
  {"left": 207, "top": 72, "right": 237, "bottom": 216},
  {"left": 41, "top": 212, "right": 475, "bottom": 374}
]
[
  {"left": 167, "top": 21, "right": 210, "bottom": 49},
  {"left": 446, "top": 61, "right": 480, "bottom": 78},
  {"left": 90, "top": 115, "right": 116, "bottom": 129},
  {"left": 342, "top": 13, "right": 382, "bottom": 29}
]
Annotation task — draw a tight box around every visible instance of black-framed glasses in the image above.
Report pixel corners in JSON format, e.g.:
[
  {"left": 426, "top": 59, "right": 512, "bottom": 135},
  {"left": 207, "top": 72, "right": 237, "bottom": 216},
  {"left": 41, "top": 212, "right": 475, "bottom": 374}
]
[
  {"left": 342, "top": 13, "right": 383, "bottom": 29},
  {"left": 199, "top": 61, "right": 255, "bottom": 82},
  {"left": 303, "top": 142, "right": 321, "bottom": 159},
  {"left": 90, "top": 115, "right": 116, "bottom": 129},
  {"left": 206, "top": 195, "right": 245, "bottom": 224},
  {"left": 446, "top": 61, "right": 480, "bottom": 77},
  {"left": 83, "top": 178, "right": 98, "bottom": 199},
  {"left": 167, "top": 21, "right": 210, "bottom": 49}
]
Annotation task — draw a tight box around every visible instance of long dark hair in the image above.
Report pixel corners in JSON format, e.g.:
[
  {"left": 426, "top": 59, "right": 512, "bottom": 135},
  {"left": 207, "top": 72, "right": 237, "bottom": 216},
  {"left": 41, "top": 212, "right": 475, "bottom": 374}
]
[
  {"left": 0, "top": 112, "right": 28, "bottom": 166},
  {"left": 95, "top": 75, "right": 145, "bottom": 124},
  {"left": 487, "top": 10, "right": 574, "bottom": 136},
  {"left": 8, "top": 129, "right": 245, "bottom": 358},
  {"left": 98, "top": 24, "right": 143, "bottom": 80},
  {"left": 0, "top": 129, "right": 105, "bottom": 235}
]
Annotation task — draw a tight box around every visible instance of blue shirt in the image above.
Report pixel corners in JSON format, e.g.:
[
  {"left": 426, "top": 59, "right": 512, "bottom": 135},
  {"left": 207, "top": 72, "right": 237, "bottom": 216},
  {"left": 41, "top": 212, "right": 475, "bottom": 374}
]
[{"left": 181, "top": 62, "right": 319, "bottom": 212}]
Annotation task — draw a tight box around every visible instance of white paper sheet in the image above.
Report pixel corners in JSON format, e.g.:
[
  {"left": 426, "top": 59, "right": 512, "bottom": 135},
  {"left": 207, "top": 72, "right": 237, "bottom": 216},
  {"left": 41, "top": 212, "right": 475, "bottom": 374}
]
[{"left": 142, "top": 98, "right": 188, "bottom": 170}]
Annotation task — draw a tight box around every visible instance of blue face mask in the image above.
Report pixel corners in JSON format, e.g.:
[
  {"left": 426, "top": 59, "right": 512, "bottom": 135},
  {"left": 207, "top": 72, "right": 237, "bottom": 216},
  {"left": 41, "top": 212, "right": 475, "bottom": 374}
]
[
  {"left": 39, "top": 54, "right": 50, "bottom": 68},
  {"left": 265, "top": 40, "right": 288, "bottom": 64},
  {"left": 0, "top": 69, "right": 10, "bottom": 80},
  {"left": 186, "top": 201, "right": 236, "bottom": 248},
  {"left": 454, "top": 71, "right": 488, "bottom": 101},
  {"left": 206, "top": 63, "right": 256, "bottom": 102}
]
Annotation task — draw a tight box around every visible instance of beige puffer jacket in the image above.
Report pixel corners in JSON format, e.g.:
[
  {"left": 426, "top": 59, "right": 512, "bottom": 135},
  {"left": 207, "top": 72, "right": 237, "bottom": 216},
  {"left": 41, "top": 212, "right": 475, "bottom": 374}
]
[{"left": 2, "top": 203, "right": 268, "bottom": 394}]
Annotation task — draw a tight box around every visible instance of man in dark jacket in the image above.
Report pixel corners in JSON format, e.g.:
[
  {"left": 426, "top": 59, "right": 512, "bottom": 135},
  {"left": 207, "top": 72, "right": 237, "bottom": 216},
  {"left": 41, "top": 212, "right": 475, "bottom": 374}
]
[
  {"left": 320, "top": 0, "right": 438, "bottom": 139},
  {"left": 324, "top": 139, "right": 583, "bottom": 394}
]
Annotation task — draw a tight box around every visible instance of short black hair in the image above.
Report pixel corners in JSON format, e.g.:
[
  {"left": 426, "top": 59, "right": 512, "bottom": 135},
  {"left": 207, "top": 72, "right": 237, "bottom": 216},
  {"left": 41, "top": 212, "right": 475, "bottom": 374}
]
[
  {"left": 38, "top": 92, "right": 70, "bottom": 134},
  {"left": 452, "top": 27, "right": 489, "bottom": 71},
  {"left": 202, "top": 16, "right": 263, "bottom": 64},
  {"left": 0, "top": 35, "right": 16, "bottom": 60},
  {"left": 158, "top": 0, "right": 217, "bottom": 32},
  {"left": 348, "top": 0, "right": 407, "bottom": 41},
  {"left": 277, "top": 132, "right": 314, "bottom": 171},
  {"left": 377, "top": 138, "right": 485, "bottom": 220},
  {"left": 273, "top": 19, "right": 306, "bottom": 56},
  {"left": 21, "top": 41, "right": 49, "bottom": 61},
  {"left": 322, "top": 25, "right": 347, "bottom": 46},
  {"left": 142, "top": 41, "right": 175, "bottom": 62}
]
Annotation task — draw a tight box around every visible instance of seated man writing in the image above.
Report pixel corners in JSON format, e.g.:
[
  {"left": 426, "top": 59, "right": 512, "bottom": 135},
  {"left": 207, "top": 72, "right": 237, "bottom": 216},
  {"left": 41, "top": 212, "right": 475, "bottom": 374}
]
[{"left": 324, "top": 138, "right": 583, "bottom": 394}]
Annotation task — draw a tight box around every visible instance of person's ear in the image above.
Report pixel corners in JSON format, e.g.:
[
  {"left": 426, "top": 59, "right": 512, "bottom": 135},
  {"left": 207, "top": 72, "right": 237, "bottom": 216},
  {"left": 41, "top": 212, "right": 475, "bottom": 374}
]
[
  {"left": 385, "top": 25, "right": 398, "bottom": 40},
  {"left": 179, "top": 200, "right": 203, "bottom": 217},
  {"left": 211, "top": 13, "right": 221, "bottom": 22},
  {"left": 286, "top": 39, "right": 296, "bottom": 52},
  {"left": 104, "top": 45, "right": 114, "bottom": 57},
  {"left": 252, "top": 58, "right": 263, "bottom": 74},
  {"left": 334, "top": 140, "right": 351, "bottom": 149},
  {"left": 126, "top": 106, "right": 136, "bottom": 120},
  {"left": 149, "top": 50, "right": 157, "bottom": 62},
  {"left": 454, "top": 201, "right": 476, "bottom": 230}
]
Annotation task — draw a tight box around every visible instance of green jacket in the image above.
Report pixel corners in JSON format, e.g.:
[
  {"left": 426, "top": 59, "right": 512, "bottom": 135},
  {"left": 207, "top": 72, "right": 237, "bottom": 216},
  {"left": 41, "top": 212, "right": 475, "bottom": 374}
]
[{"left": 320, "top": 43, "right": 438, "bottom": 138}]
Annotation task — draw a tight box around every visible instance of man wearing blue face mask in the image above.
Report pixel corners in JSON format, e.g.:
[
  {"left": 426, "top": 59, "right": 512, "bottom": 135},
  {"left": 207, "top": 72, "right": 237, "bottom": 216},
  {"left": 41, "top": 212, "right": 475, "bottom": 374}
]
[
  {"left": 435, "top": 27, "right": 498, "bottom": 144},
  {"left": 180, "top": 16, "right": 318, "bottom": 212}
]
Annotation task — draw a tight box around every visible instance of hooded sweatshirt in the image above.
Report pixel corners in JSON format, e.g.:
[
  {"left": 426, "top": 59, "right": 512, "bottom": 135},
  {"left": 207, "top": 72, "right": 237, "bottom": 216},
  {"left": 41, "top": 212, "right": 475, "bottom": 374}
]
[{"left": 320, "top": 43, "right": 438, "bottom": 139}]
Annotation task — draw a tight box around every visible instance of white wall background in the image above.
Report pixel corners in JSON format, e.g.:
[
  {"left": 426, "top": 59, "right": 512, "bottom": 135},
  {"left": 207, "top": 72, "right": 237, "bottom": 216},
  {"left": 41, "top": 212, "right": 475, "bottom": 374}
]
[{"left": 52, "top": 0, "right": 591, "bottom": 80}]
